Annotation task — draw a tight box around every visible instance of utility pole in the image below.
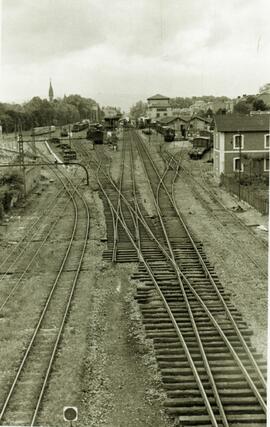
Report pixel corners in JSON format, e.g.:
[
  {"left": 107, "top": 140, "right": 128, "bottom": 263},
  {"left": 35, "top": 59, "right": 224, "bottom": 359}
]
[
  {"left": 31, "top": 126, "right": 37, "bottom": 159},
  {"left": 17, "top": 132, "right": 27, "bottom": 197},
  {"left": 68, "top": 124, "right": 71, "bottom": 148},
  {"left": 238, "top": 130, "right": 242, "bottom": 201}
]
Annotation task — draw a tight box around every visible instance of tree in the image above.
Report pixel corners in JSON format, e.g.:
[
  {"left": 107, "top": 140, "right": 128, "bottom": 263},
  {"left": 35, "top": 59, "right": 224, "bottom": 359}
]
[
  {"left": 253, "top": 99, "right": 268, "bottom": 111},
  {"left": 233, "top": 101, "right": 251, "bottom": 115},
  {"left": 129, "top": 101, "right": 147, "bottom": 119},
  {"left": 216, "top": 108, "right": 227, "bottom": 115},
  {"left": 0, "top": 94, "right": 100, "bottom": 133},
  {"left": 169, "top": 97, "right": 193, "bottom": 108}
]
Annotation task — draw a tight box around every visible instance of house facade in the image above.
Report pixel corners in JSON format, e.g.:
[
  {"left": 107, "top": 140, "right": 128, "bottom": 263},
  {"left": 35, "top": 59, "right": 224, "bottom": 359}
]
[
  {"left": 147, "top": 94, "right": 172, "bottom": 120},
  {"left": 213, "top": 114, "right": 270, "bottom": 179}
]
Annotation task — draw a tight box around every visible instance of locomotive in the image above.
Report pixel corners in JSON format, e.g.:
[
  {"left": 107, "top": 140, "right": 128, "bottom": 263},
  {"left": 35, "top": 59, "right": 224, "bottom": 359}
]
[
  {"left": 86, "top": 124, "right": 104, "bottom": 144},
  {"left": 156, "top": 124, "right": 175, "bottom": 142},
  {"left": 163, "top": 127, "right": 175, "bottom": 142}
]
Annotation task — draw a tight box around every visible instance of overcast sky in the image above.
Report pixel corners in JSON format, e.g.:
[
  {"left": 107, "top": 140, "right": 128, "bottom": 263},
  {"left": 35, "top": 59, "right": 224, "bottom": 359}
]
[{"left": 0, "top": 0, "right": 270, "bottom": 110}]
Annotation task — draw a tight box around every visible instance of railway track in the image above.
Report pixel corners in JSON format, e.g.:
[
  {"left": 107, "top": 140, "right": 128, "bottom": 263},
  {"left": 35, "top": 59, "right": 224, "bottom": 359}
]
[
  {"left": 0, "top": 149, "right": 90, "bottom": 426},
  {"left": 162, "top": 148, "right": 268, "bottom": 279},
  {"left": 132, "top": 131, "right": 266, "bottom": 425},
  {"left": 78, "top": 131, "right": 267, "bottom": 426}
]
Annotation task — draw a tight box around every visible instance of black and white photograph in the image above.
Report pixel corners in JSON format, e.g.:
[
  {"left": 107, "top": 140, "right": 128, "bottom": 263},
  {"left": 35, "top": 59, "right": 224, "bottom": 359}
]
[{"left": 0, "top": 0, "right": 269, "bottom": 426}]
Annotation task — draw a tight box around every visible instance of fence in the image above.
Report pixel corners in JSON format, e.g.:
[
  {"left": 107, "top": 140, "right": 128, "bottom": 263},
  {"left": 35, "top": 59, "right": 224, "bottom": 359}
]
[{"left": 220, "top": 174, "right": 269, "bottom": 215}]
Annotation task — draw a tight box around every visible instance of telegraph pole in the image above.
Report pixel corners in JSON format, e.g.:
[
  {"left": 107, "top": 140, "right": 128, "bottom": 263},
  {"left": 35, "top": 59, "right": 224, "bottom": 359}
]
[
  {"left": 17, "top": 132, "right": 27, "bottom": 197},
  {"left": 238, "top": 130, "right": 242, "bottom": 201}
]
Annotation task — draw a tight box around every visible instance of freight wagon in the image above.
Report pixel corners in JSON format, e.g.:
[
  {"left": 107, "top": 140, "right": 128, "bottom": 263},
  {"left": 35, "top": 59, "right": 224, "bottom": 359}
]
[
  {"left": 156, "top": 124, "right": 175, "bottom": 142},
  {"left": 32, "top": 125, "right": 56, "bottom": 136},
  {"left": 72, "top": 122, "right": 89, "bottom": 132},
  {"left": 188, "top": 136, "right": 212, "bottom": 159}
]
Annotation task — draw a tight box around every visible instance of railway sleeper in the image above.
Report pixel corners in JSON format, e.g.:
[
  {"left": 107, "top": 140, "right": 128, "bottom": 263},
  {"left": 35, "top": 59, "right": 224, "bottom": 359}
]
[{"left": 174, "top": 413, "right": 266, "bottom": 425}]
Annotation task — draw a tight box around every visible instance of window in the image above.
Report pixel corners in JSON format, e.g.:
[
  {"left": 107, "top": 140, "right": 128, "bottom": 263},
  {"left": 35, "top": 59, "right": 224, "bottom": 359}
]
[
  {"left": 264, "top": 134, "right": 270, "bottom": 148},
  {"left": 264, "top": 157, "right": 269, "bottom": 171},
  {"left": 233, "top": 157, "right": 244, "bottom": 172},
  {"left": 233, "top": 134, "right": 244, "bottom": 149}
]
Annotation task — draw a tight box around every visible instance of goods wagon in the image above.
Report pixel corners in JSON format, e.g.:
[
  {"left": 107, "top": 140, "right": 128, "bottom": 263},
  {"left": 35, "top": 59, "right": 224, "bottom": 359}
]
[
  {"left": 63, "top": 150, "right": 77, "bottom": 162},
  {"left": 32, "top": 125, "right": 56, "bottom": 136},
  {"left": 188, "top": 136, "right": 212, "bottom": 159},
  {"left": 72, "top": 122, "right": 89, "bottom": 132}
]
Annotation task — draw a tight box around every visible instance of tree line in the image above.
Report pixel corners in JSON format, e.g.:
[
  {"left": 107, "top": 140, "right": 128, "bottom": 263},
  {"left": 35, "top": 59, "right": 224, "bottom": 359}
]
[
  {"left": 0, "top": 95, "right": 100, "bottom": 133},
  {"left": 129, "top": 94, "right": 270, "bottom": 119}
]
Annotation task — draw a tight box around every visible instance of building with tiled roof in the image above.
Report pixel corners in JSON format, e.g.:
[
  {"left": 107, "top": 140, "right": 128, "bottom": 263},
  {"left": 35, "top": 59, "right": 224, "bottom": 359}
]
[
  {"left": 157, "top": 115, "right": 189, "bottom": 137},
  {"left": 213, "top": 114, "right": 270, "bottom": 179},
  {"left": 147, "top": 94, "right": 170, "bottom": 100},
  {"left": 189, "top": 115, "right": 213, "bottom": 134},
  {"left": 146, "top": 94, "right": 172, "bottom": 120}
]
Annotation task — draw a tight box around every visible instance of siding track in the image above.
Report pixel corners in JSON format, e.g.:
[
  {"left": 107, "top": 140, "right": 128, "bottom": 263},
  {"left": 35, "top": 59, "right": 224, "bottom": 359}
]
[
  {"left": 0, "top": 153, "right": 90, "bottom": 426},
  {"left": 77, "top": 132, "right": 267, "bottom": 426}
]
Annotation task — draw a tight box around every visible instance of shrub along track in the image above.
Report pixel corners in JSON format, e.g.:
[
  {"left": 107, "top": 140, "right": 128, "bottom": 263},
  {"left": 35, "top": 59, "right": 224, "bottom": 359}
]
[
  {"left": 78, "top": 131, "right": 266, "bottom": 426},
  {"left": 0, "top": 155, "right": 90, "bottom": 426}
]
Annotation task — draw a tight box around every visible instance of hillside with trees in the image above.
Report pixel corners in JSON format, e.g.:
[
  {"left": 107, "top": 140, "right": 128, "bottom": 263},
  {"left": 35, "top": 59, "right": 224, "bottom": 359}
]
[
  {"left": 0, "top": 95, "right": 99, "bottom": 133},
  {"left": 233, "top": 95, "right": 270, "bottom": 114}
]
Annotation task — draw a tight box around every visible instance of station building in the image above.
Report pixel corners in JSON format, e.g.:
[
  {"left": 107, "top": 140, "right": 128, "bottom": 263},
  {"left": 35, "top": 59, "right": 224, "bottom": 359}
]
[{"left": 213, "top": 114, "right": 270, "bottom": 179}]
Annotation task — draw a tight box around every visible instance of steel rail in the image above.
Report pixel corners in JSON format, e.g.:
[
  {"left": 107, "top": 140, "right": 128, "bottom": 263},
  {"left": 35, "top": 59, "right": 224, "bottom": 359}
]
[
  {"left": 166, "top": 150, "right": 268, "bottom": 277},
  {"left": 112, "top": 135, "right": 126, "bottom": 262},
  {"left": 0, "top": 188, "right": 64, "bottom": 271},
  {"left": 30, "top": 176, "right": 90, "bottom": 426},
  {"left": 0, "top": 186, "right": 70, "bottom": 284},
  {"left": 0, "top": 159, "right": 89, "bottom": 425},
  {"left": 93, "top": 146, "right": 118, "bottom": 261},
  {"left": 95, "top": 160, "right": 219, "bottom": 427},
  {"left": 118, "top": 133, "right": 141, "bottom": 254},
  {"left": 0, "top": 183, "right": 79, "bottom": 313},
  {"left": 78, "top": 139, "right": 267, "bottom": 397},
  {"left": 133, "top": 131, "right": 267, "bottom": 407},
  {"left": 166, "top": 148, "right": 268, "bottom": 388},
  {"left": 130, "top": 139, "right": 141, "bottom": 252},
  {"left": 135, "top": 134, "right": 229, "bottom": 426},
  {"left": 80, "top": 138, "right": 267, "bottom": 410}
]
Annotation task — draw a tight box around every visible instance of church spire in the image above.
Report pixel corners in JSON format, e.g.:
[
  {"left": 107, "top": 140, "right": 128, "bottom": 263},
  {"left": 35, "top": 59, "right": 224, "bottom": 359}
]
[{"left": 48, "top": 78, "right": 54, "bottom": 102}]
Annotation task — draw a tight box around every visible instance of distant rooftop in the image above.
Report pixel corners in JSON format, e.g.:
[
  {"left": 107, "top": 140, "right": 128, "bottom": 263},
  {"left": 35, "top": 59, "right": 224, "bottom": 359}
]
[
  {"left": 191, "top": 115, "right": 212, "bottom": 123},
  {"left": 147, "top": 94, "right": 170, "bottom": 100},
  {"left": 214, "top": 114, "right": 270, "bottom": 132},
  {"left": 158, "top": 115, "right": 189, "bottom": 124}
]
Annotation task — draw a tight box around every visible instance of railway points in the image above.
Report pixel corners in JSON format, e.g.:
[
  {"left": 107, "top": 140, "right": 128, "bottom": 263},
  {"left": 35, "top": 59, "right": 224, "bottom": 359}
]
[{"left": 0, "top": 123, "right": 267, "bottom": 427}]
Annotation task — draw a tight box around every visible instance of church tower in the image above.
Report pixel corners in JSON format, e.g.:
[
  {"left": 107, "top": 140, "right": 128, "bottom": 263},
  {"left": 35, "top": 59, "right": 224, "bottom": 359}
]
[{"left": 48, "top": 79, "right": 54, "bottom": 102}]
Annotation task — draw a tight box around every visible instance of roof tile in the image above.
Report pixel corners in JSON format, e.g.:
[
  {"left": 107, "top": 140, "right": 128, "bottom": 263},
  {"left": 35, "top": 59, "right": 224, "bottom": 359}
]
[{"left": 214, "top": 114, "right": 270, "bottom": 132}]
